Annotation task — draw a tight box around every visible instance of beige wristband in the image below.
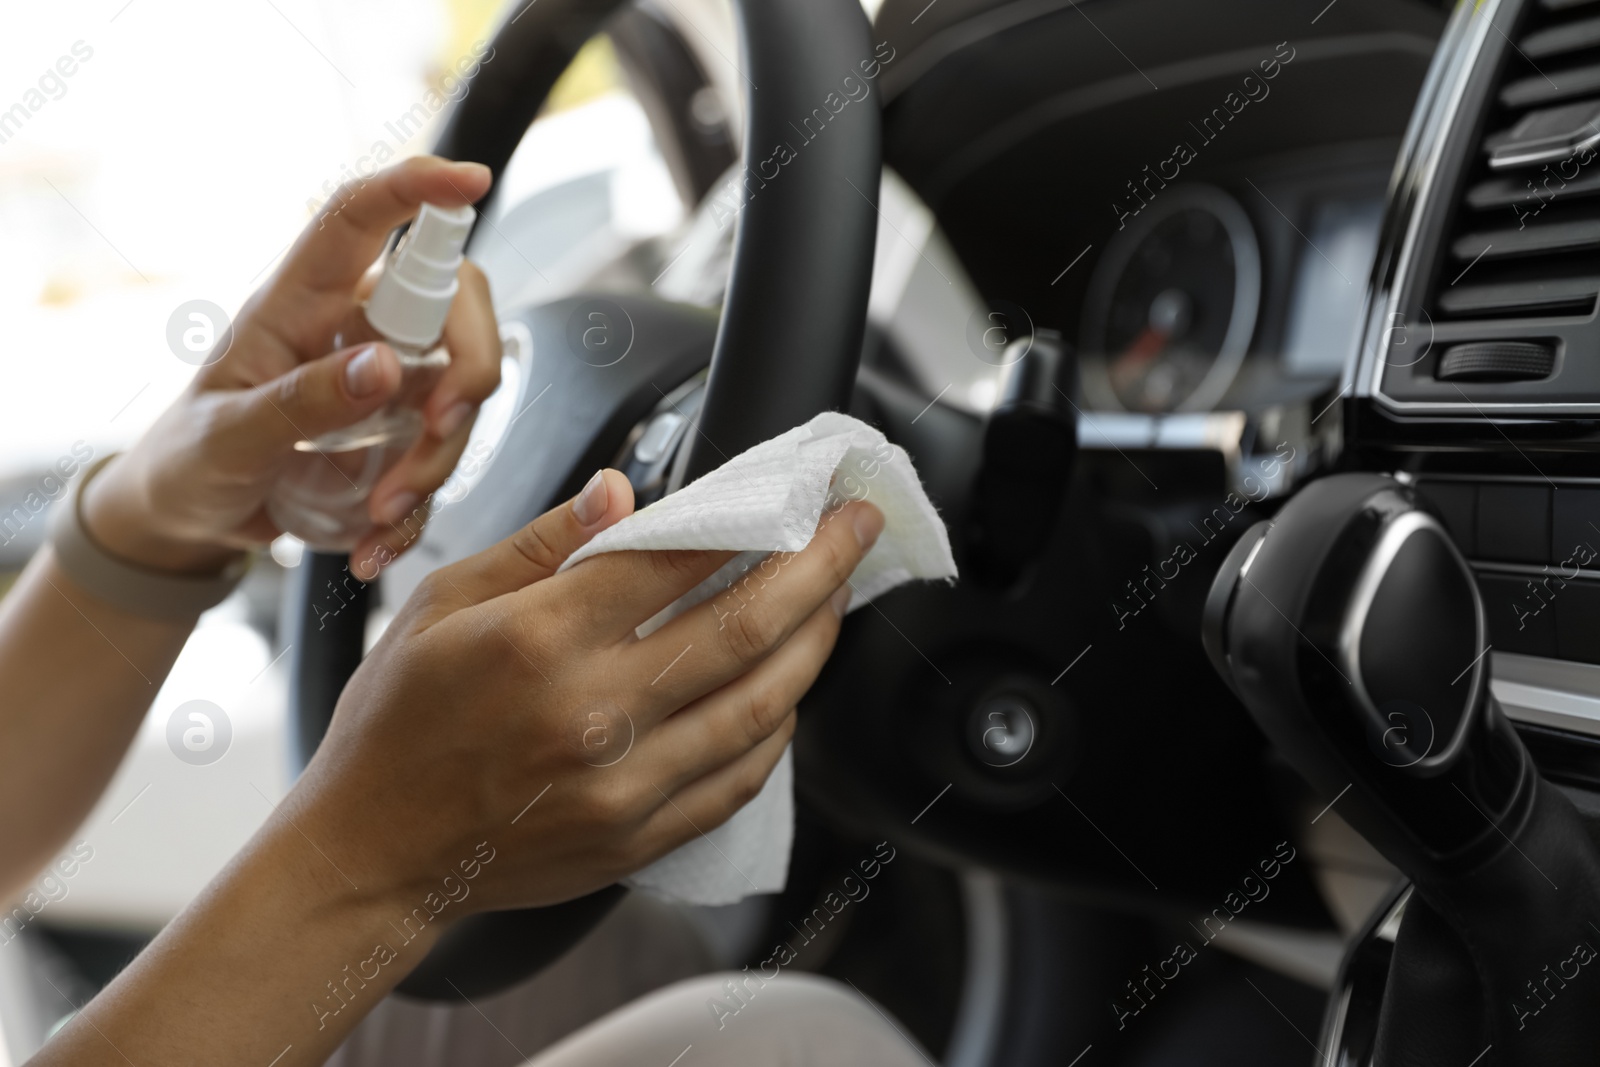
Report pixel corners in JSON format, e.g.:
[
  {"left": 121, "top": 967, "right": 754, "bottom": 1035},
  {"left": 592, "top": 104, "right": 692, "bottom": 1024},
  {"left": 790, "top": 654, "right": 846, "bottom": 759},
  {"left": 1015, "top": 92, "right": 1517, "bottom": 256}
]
[{"left": 49, "top": 454, "right": 250, "bottom": 622}]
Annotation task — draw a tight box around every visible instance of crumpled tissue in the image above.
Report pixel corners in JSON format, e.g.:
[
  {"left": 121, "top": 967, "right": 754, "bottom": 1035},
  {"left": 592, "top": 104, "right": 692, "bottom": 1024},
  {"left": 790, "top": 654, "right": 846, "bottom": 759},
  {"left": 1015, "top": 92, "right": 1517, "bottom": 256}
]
[{"left": 559, "top": 411, "right": 957, "bottom": 904}]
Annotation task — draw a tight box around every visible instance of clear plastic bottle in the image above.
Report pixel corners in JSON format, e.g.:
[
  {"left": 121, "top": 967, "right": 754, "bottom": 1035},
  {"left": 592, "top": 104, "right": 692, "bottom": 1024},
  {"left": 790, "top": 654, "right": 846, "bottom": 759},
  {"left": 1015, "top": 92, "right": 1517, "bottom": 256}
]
[{"left": 267, "top": 202, "right": 475, "bottom": 550}]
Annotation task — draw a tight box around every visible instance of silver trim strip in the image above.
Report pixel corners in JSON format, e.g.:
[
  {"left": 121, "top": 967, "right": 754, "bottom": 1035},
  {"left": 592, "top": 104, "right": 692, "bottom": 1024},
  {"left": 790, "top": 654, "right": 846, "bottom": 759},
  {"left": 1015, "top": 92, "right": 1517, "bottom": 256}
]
[
  {"left": 1412, "top": 471, "right": 1600, "bottom": 486},
  {"left": 1337, "top": 509, "right": 1488, "bottom": 770},
  {"left": 1077, "top": 411, "right": 1246, "bottom": 452},
  {"left": 1493, "top": 650, "right": 1600, "bottom": 735},
  {"left": 1473, "top": 560, "right": 1598, "bottom": 580},
  {"left": 1319, "top": 886, "right": 1411, "bottom": 1066},
  {"left": 944, "top": 869, "right": 1008, "bottom": 1067},
  {"left": 1489, "top": 125, "right": 1600, "bottom": 170}
]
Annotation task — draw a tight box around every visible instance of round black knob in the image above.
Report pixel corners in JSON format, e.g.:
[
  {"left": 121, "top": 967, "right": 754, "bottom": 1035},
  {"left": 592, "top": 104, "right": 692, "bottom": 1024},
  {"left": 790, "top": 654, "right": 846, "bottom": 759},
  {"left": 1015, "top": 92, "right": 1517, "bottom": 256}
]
[{"left": 967, "top": 693, "right": 1037, "bottom": 768}]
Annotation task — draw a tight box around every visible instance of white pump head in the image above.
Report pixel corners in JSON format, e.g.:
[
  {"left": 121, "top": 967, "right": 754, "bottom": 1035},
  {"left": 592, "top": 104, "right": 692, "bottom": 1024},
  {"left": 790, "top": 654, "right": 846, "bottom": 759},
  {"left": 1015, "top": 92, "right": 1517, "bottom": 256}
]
[{"left": 364, "top": 202, "right": 476, "bottom": 348}]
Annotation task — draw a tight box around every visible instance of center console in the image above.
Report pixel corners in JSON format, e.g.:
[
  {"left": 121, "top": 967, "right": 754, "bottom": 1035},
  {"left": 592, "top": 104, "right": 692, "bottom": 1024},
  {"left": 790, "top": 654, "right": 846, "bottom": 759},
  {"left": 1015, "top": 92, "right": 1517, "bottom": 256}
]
[{"left": 1351, "top": 0, "right": 1600, "bottom": 791}]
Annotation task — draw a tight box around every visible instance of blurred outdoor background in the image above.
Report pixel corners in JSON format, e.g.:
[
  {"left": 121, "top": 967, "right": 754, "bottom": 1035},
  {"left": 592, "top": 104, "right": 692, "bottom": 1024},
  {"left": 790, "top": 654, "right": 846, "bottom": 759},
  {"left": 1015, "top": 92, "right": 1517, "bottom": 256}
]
[{"left": 0, "top": 0, "right": 697, "bottom": 928}]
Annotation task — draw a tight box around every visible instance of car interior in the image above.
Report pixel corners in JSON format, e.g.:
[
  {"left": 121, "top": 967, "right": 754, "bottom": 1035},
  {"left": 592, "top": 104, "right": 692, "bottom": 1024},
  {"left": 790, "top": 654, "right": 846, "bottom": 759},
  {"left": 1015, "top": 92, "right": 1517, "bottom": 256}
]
[{"left": 14, "top": 0, "right": 1600, "bottom": 1062}]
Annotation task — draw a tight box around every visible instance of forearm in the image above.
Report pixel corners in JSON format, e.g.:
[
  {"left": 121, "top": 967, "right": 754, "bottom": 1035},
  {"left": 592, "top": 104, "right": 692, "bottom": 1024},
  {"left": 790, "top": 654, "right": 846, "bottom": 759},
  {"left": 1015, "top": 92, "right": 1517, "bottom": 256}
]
[
  {"left": 0, "top": 547, "right": 195, "bottom": 894},
  {"left": 28, "top": 808, "right": 444, "bottom": 1067}
]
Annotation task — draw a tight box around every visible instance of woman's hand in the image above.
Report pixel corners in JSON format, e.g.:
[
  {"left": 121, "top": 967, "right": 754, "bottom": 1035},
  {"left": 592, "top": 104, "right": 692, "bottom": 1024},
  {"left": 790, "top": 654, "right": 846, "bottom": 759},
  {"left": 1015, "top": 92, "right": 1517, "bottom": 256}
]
[
  {"left": 33, "top": 473, "right": 884, "bottom": 1067},
  {"left": 293, "top": 470, "right": 884, "bottom": 913},
  {"left": 82, "top": 155, "right": 503, "bottom": 577}
]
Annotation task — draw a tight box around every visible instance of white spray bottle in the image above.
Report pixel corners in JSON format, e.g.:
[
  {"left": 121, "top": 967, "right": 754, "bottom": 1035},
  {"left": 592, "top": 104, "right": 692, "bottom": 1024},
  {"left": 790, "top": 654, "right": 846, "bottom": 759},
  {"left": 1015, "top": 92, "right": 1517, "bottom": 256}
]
[{"left": 268, "top": 202, "right": 475, "bottom": 551}]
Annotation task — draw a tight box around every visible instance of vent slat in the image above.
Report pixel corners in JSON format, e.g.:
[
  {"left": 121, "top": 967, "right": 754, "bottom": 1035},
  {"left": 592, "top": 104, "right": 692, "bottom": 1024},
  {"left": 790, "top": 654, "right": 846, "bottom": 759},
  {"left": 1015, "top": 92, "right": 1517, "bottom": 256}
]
[
  {"left": 1438, "top": 275, "right": 1600, "bottom": 317},
  {"left": 1452, "top": 217, "right": 1600, "bottom": 259},
  {"left": 1502, "top": 62, "right": 1600, "bottom": 107},
  {"left": 1466, "top": 165, "right": 1600, "bottom": 209},
  {"left": 1524, "top": 15, "right": 1600, "bottom": 58},
  {"left": 1484, "top": 99, "right": 1600, "bottom": 168},
  {"left": 1431, "top": 0, "right": 1600, "bottom": 325}
]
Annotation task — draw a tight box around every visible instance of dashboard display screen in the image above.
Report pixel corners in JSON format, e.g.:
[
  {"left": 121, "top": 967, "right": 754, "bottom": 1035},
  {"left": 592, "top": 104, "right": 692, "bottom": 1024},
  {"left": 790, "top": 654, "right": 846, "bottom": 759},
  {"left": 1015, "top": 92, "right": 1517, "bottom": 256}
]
[{"left": 1282, "top": 198, "right": 1384, "bottom": 378}]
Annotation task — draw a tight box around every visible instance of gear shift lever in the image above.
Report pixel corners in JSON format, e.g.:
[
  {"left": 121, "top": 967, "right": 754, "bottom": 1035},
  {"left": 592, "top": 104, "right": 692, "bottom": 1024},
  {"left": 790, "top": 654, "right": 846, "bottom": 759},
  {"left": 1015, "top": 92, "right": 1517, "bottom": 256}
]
[{"left": 1204, "top": 473, "right": 1600, "bottom": 1065}]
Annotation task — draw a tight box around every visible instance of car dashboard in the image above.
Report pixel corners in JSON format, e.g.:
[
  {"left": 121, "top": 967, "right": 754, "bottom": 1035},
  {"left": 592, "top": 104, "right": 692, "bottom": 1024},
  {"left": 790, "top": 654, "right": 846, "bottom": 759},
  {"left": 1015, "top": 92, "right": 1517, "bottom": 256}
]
[
  {"left": 853, "top": 0, "right": 1600, "bottom": 928},
  {"left": 879, "top": 0, "right": 1444, "bottom": 420},
  {"left": 814, "top": 0, "right": 1462, "bottom": 931}
]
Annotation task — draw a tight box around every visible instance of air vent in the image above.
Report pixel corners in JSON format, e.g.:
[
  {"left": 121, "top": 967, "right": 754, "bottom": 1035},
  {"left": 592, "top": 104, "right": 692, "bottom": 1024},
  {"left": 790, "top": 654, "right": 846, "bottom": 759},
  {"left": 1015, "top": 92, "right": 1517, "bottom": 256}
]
[{"left": 1433, "top": 0, "right": 1600, "bottom": 322}]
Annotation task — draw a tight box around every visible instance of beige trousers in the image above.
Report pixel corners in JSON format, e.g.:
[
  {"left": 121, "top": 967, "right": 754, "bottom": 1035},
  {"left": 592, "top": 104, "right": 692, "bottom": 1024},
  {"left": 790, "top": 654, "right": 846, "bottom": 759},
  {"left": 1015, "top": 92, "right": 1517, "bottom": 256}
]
[
  {"left": 524, "top": 971, "right": 931, "bottom": 1066},
  {"left": 328, "top": 894, "right": 929, "bottom": 1067}
]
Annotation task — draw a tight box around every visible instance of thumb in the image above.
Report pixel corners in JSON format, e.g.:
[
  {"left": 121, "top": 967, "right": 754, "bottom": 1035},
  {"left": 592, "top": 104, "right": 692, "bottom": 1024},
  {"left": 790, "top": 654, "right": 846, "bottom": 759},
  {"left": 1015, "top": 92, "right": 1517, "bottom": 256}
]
[
  {"left": 233, "top": 343, "right": 402, "bottom": 456},
  {"left": 410, "top": 469, "right": 636, "bottom": 614}
]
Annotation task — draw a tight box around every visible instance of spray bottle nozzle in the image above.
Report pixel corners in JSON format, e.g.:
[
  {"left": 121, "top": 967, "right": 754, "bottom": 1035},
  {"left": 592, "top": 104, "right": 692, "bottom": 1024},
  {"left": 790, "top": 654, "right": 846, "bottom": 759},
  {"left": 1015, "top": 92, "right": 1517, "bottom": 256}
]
[{"left": 363, "top": 201, "right": 477, "bottom": 348}]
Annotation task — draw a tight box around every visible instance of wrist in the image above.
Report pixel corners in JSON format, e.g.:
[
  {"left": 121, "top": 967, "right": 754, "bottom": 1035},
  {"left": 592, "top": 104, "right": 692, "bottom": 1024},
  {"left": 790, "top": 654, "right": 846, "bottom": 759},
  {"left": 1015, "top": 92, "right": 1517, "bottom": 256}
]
[
  {"left": 285, "top": 778, "right": 486, "bottom": 939},
  {"left": 59, "top": 808, "right": 457, "bottom": 1066},
  {"left": 81, "top": 455, "right": 244, "bottom": 575},
  {"left": 246, "top": 809, "right": 455, "bottom": 994}
]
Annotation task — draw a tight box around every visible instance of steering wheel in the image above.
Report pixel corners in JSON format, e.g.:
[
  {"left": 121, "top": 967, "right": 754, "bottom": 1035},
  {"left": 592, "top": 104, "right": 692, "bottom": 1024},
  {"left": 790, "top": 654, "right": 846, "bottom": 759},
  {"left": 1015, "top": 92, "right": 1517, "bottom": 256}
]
[{"left": 284, "top": 0, "right": 879, "bottom": 1000}]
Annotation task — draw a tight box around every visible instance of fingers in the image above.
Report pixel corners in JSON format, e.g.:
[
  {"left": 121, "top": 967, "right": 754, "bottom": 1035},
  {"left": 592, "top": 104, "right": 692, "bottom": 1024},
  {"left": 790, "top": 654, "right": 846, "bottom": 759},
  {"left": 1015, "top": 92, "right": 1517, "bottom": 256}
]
[
  {"left": 539, "top": 545, "right": 742, "bottom": 646},
  {"left": 355, "top": 262, "right": 502, "bottom": 529},
  {"left": 346, "top": 420, "right": 475, "bottom": 579},
  {"left": 363, "top": 396, "right": 477, "bottom": 532},
  {"left": 277, "top": 156, "right": 491, "bottom": 301},
  {"left": 413, "top": 470, "right": 636, "bottom": 614},
  {"left": 224, "top": 342, "right": 402, "bottom": 458},
  {"left": 638, "top": 712, "right": 797, "bottom": 857},
  {"left": 640, "top": 595, "right": 842, "bottom": 794},
  {"left": 629, "top": 502, "right": 882, "bottom": 716},
  {"left": 422, "top": 260, "right": 501, "bottom": 439}
]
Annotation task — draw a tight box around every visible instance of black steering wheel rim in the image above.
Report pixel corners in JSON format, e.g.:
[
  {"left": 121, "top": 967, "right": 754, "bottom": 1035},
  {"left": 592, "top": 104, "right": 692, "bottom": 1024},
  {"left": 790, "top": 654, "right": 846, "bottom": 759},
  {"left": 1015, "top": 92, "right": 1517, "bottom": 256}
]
[{"left": 284, "top": 0, "right": 880, "bottom": 1000}]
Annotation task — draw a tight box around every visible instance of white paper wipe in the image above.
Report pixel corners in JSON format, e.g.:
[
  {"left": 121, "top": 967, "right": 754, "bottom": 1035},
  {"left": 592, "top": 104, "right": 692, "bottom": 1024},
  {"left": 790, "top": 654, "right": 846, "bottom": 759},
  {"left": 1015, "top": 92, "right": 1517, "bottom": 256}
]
[{"left": 558, "top": 411, "right": 958, "bottom": 904}]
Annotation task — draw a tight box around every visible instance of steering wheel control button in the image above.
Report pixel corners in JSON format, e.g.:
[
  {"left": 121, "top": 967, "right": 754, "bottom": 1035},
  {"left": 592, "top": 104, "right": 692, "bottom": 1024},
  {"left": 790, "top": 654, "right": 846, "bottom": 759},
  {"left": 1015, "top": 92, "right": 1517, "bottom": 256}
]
[
  {"left": 617, "top": 374, "right": 708, "bottom": 508},
  {"left": 564, "top": 299, "right": 635, "bottom": 367},
  {"left": 633, "top": 412, "right": 686, "bottom": 465},
  {"left": 165, "top": 299, "right": 233, "bottom": 366},
  {"left": 969, "top": 694, "right": 1037, "bottom": 767},
  {"left": 165, "top": 699, "right": 232, "bottom": 766}
]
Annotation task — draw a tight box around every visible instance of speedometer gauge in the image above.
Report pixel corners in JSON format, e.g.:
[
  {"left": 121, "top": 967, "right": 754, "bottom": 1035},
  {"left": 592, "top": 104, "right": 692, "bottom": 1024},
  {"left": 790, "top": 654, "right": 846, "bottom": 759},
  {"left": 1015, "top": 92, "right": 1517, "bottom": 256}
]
[{"left": 1079, "top": 185, "right": 1261, "bottom": 414}]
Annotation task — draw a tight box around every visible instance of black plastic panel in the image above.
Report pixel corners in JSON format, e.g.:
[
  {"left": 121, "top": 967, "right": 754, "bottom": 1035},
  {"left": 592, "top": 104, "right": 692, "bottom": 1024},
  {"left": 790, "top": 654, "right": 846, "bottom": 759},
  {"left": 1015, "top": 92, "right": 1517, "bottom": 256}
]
[
  {"left": 1516, "top": 720, "right": 1600, "bottom": 791},
  {"left": 1555, "top": 579, "right": 1600, "bottom": 660},
  {"left": 1479, "top": 572, "right": 1560, "bottom": 655},
  {"left": 1416, "top": 479, "right": 1479, "bottom": 553},
  {"left": 1553, "top": 483, "right": 1600, "bottom": 555},
  {"left": 1477, "top": 483, "right": 1551, "bottom": 561}
]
